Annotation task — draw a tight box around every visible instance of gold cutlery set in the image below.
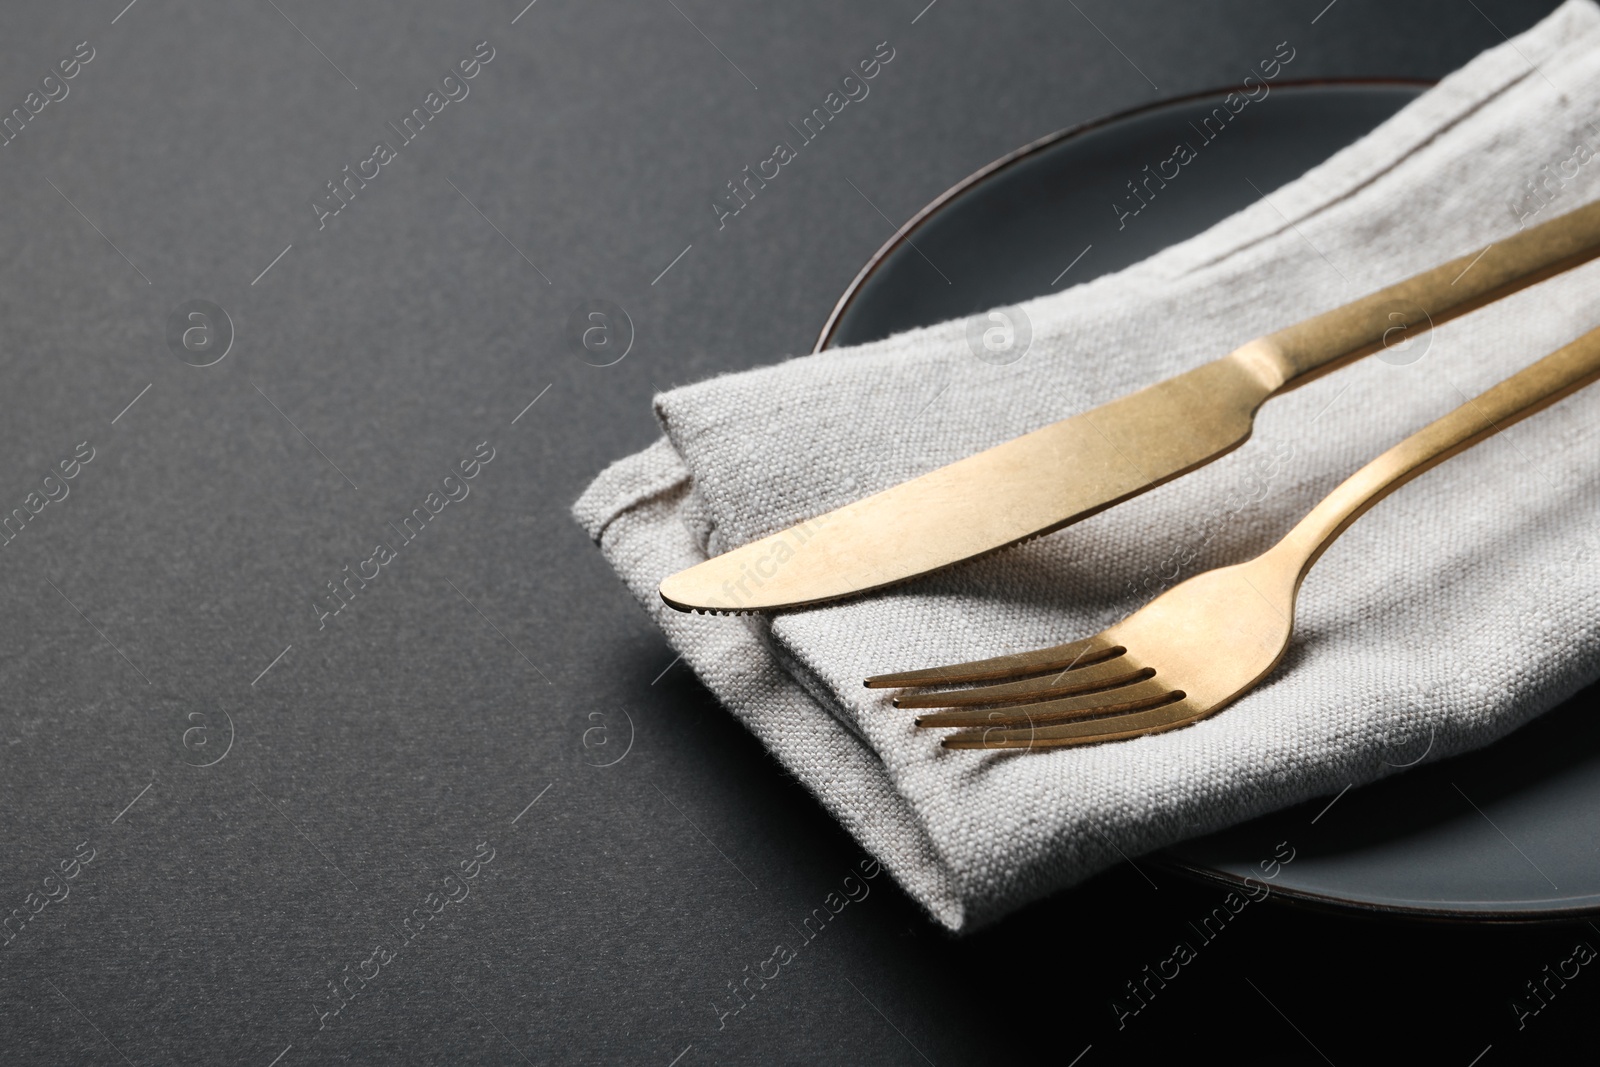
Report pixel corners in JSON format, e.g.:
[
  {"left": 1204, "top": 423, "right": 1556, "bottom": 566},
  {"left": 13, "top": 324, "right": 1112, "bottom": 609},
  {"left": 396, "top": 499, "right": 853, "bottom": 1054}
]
[{"left": 661, "top": 200, "right": 1600, "bottom": 750}]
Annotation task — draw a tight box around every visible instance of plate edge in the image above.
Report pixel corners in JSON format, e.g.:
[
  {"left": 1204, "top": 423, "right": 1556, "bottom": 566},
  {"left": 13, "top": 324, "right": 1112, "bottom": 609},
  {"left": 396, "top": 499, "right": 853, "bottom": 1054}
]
[{"left": 812, "top": 76, "right": 1435, "bottom": 353}]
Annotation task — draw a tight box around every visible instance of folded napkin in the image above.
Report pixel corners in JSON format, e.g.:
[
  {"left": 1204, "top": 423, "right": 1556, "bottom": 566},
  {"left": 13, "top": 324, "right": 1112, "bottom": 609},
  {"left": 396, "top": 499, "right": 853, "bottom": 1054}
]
[{"left": 575, "top": 0, "right": 1600, "bottom": 932}]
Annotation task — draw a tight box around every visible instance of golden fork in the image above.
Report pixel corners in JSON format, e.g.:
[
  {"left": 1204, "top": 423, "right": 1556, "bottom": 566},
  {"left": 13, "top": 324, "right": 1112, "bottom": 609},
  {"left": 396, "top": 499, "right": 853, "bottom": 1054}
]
[{"left": 865, "top": 324, "right": 1600, "bottom": 750}]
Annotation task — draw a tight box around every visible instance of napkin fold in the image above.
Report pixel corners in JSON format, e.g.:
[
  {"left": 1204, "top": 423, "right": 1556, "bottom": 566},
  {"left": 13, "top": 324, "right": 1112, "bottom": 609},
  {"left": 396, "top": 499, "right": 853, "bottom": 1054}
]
[{"left": 575, "top": 0, "right": 1600, "bottom": 932}]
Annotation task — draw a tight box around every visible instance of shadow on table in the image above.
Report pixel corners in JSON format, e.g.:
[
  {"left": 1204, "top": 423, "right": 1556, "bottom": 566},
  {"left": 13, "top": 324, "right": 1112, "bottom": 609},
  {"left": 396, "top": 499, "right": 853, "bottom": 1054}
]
[{"left": 646, "top": 647, "right": 1600, "bottom": 1062}]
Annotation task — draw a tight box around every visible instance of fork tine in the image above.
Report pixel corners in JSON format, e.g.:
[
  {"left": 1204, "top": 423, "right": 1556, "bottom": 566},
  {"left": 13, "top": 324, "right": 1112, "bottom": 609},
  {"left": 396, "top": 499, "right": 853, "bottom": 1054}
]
[
  {"left": 941, "top": 696, "right": 1202, "bottom": 749},
  {"left": 913, "top": 677, "right": 1178, "bottom": 729},
  {"left": 892, "top": 657, "right": 1152, "bottom": 709},
  {"left": 864, "top": 634, "right": 1122, "bottom": 689}
]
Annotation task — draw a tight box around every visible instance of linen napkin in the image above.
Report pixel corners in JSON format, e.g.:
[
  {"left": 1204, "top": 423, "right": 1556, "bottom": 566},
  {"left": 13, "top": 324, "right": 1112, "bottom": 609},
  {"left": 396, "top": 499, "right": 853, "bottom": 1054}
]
[{"left": 574, "top": 0, "right": 1600, "bottom": 932}]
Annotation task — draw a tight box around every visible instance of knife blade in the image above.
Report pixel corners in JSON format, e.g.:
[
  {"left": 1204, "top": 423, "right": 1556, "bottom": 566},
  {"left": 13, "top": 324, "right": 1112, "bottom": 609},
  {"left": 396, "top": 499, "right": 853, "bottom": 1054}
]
[{"left": 659, "top": 198, "right": 1600, "bottom": 613}]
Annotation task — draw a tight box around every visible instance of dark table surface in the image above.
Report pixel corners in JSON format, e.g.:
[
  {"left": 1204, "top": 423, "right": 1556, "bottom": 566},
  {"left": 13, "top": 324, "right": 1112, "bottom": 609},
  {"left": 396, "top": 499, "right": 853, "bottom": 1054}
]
[{"left": 0, "top": 1, "right": 1586, "bottom": 1063}]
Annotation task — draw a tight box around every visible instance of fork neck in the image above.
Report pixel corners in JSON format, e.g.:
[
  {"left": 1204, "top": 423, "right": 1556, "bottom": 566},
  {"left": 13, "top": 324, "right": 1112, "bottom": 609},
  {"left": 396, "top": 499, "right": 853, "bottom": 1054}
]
[{"left": 1265, "top": 325, "right": 1600, "bottom": 590}]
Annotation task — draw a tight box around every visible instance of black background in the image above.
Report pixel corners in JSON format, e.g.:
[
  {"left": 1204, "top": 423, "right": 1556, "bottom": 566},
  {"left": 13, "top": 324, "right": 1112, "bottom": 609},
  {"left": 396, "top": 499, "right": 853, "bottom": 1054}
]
[{"left": 0, "top": 1, "right": 1587, "bottom": 1063}]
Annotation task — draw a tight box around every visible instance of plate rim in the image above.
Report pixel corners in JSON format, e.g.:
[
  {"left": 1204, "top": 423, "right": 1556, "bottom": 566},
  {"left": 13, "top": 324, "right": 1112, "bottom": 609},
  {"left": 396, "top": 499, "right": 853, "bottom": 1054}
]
[
  {"left": 807, "top": 76, "right": 1600, "bottom": 923},
  {"left": 813, "top": 76, "right": 1434, "bottom": 353},
  {"left": 1161, "top": 854, "right": 1600, "bottom": 924}
]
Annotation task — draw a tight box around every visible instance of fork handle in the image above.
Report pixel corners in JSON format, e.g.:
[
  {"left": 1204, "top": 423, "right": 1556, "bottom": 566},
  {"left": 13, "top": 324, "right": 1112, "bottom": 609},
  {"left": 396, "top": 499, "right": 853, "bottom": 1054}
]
[
  {"left": 1272, "top": 325, "right": 1600, "bottom": 585},
  {"left": 1244, "top": 198, "right": 1600, "bottom": 394}
]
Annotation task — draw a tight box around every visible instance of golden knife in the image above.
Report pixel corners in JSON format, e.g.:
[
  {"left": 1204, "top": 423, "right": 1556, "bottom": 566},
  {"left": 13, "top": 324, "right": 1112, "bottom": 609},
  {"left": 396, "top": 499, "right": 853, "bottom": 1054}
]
[{"left": 661, "top": 198, "right": 1600, "bottom": 613}]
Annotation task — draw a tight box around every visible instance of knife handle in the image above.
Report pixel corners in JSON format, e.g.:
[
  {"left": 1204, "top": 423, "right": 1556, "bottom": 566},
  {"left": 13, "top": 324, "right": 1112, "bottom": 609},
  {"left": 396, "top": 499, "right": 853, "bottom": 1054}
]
[
  {"left": 1248, "top": 197, "right": 1600, "bottom": 394},
  {"left": 1268, "top": 320, "right": 1600, "bottom": 587}
]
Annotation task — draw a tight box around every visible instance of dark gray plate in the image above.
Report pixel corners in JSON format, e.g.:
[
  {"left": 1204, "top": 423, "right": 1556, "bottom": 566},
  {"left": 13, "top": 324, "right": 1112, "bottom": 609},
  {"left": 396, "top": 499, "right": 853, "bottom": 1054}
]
[{"left": 819, "top": 81, "right": 1600, "bottom": 920}]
